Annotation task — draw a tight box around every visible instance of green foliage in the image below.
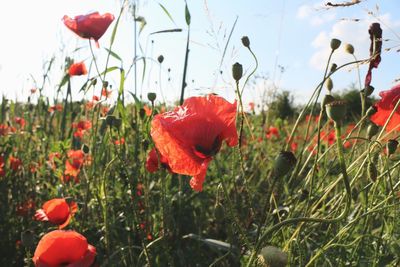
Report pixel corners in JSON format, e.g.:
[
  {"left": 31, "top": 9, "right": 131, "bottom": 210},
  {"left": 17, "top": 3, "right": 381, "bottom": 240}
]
[{"left": 268, "top": 90, "right": 295, "bottom": 120}]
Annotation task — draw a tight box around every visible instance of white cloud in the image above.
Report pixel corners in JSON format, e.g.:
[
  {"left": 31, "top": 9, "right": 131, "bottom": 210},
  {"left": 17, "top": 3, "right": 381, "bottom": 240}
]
[{"left": 297, "top": 1, "right": 336, "bottom": 26}]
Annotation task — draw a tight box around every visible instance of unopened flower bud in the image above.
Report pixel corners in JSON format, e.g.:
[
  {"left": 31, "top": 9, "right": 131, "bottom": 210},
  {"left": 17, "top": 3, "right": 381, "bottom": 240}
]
[
  {"left": 330, "top": 38, "right": 341, "bottom": 50},
  {"left": 329, "top": 63, "right": 337, "bottom": 73},
  {"left": 325, "top": 77, "right": 333, "bottom": 91},
  {"left": 367, "top": 161, "right": 378, "bottom": 182},
  {"left": 147, "top": 92, "right": 157, "bottom": 102},
  {"left": 232, "top": 62, "right": 243, "bottom": 82},
  {"left": 367, "top": 123, "right": 379, "bottom": 139},
  {"left": 157, "top": 55, "right": 164, "bottom": 64},
  {"left": 344, "top": 43, "right": 354, "bottom": 54},
  {"left": 321, "top": 94, "right": 335, "bottom": 111},
  {"left": 387, "top": 139, "right": 398, "bottom": 155},
  {"left": 241, "top": 36, "right": 250, "bottom": 48},
  {"left": 366, "top": 106, "right": 377, "bottom": 116},
  {"left": 361, "top": 85, "right": 374, "bottom": 97},
  {"left": 82, "top": 144, "right": 90, "bottom": 154},
  {"left": 326, "top": 100, "right": 347, "bottom": 122},
  {"left": 273, "top": 151, "right": 297, "bottom": 178}
]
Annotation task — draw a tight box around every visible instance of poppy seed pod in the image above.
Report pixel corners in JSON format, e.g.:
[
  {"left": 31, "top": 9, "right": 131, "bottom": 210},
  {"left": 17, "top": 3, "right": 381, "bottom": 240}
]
[
  {"left": 329, "top": 63, "right": 337, "bottom": 74},
  {"left": 387, "top": 139, "right": 399, "bottom": 155},
  {"left": 232, "top": 62, "right": 243, "bottom": 82},
  {"left": 344, "top": 43, "right": 354, "bottom": 54},
  {"left": 241, "top": 36, "right": 250, "bottom": 48},
  {"left": 366, "top": 106, "right": 377, "bottom": 116},
  {"left": 157, "top": 55, "right": 164, "bottom": 64},
  {"left": 367, "top": 123, "right": 379, "bottom": 139},
  {"left": 325, "top": 100, "right": 347, "bottom": 122},
  {"left": 330, "top": 38, "right": 341, "bottom": 50},
  {"left": 321, "top": 94, "right": 336, "bottom": 111},
  {"left": 147, "top": 92, "right": 157, "bottom": 102},
  {"left": 273, "top": 151, "right": 297, "bottom": 178},
  {"left": 325, "top": 78, "right": 333, "bottom": 91},
  {"left": 361, "top": 85, "right": 374, "bottom": 97}
]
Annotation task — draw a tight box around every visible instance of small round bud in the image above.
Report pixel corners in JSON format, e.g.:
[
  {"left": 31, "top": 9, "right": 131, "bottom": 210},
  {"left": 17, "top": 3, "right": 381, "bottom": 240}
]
[
  {"left": 157, "top": 55, "right": 164, "bottom": 64},
  {"left": 367, "top": 161, "right": 378, "bottom": 182},
  {"left": 387, "top": 139, "right": 398, "bottom": 155},
  {"left": 147, "top": 92, "right": 157, "bottom": 102},
  {"left": 325, "top": 100, "right": 347, "bottom": 122},
  {"left": 273, "top": 151, "right": 297, "bottom": 178},
  {"left": 361, "top": 85, "right": 374, "bottom": 97},
  {"left": 366, "top": 106, "right": 377, "bottom": 116},
  {"left": 241, "top": 36, "right": 250, "bottom": 48},
  {"left": 321, "top": 94, "right": 335, "bottom": 111},
  {"left": 330, "top": 38, "right": 341, "bottom": 50},
  {"left": 325, "top": 77, "right": 333, "bottom": 91},
  {"left": 329, "top": 63, "right": 337, "bottom": 73},
  {"left": 232, "top": 62, "right": 243, "bottom": 82},
  {"left": 367, "top": 123, "right": 379, "bottom": 139},
  {"left": 344, "top": 43, "right": 354, "bottom": 54}
]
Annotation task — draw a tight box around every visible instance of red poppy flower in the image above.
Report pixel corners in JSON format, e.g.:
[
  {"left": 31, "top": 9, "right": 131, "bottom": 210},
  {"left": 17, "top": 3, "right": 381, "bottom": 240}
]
[
  {"left": 370, "top": 84, "right": 400, "bottom": 132},
  {"left": 14, "top": 117, "right": 26, "bottom": 128},
  {"left": 143, "top": 105, "right": 152, "bottom": 117},
  {"left": 0, "top": 124, "right": 9, "bottom": 136},
  {"left": 150, "top": 94, "right": 238, "bottom": 191},
  {"left": 265, "top": 126, "right": 279, "bottom": 139},
  {"left": 68, "top": 62, "right": 87, "bottom": 76},
  {"left": 35, "top": 198, "right": 78, "bottom": 229},
  {"left": 0, "top": 156, "right": 5, "bottom": 177},
  {"left": 72, "top": 120, "right": 92, "bottom": 139},
  {"left": 33, "top": 230, "right": 96, "bottom": 267},
  {"left": 48, "top": 104, "right": 63, "bottom": 113},
  {"left": 9, "top": 156, "right": 22, "bottom": 172},
  {"left": 114, "top": 138, "right": 125, "bottom": 145},
  {"left": 63, "top": 12, "right": 114, "bottom": 47},
  {"left": 248, "top": 102, "right": 255, "bottom": 112},
  {"left": 145, "top": 148, "right": 171, "bottom": 173},
  {"left": 64, "top": 150, "right": 85, "bottom": 180}
]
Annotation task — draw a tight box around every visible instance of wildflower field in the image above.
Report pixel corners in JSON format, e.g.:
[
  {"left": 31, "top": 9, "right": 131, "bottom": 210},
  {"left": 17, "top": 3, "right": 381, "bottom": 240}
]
[{"left": 1, "top": 1, "right": 400, "bottom": 266}]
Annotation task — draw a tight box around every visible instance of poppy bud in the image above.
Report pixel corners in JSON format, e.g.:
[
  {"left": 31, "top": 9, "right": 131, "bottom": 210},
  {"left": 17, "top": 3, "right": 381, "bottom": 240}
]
[
  {"left": 321, "top": 94, "right": 335, "bottom": 111},
  {"left": 325, "top": 77, "right": 333, "bottom": 91},
  {"left": 330, "top": 38, "right": 341, "bottom": 50},
  {"left": 232, "top": 62, "right": 243, "bottom": 82},
  {"left": 102, "top": 81, "right": 109, "bottom": 89},
  {"left": 387, "top": 139, "right": 398, "bottom": 155},
  {"left": 273, "top": 151, "right": 297, "bottom": 178},
  {"left": 361, "top": 85, "right": 374, "bottom": 97},
  {"left": 157, "top": 55, "right": 164, "bottom": 64},
  {"left": 329, "top": 63, "right": 337, "bottom": 73},
  {"left": 241, "top": 36, "right": 250, "bottom": 48},
  {"left": 214, "top": 203, "right": 225, "bottom": 222},
  {"left": 259, "top": 246, "right": 288, "bottom": 267},
  {"left": 344, "top": 43, "right": 354, "bottom": 54},
  {"left": 91, "top": 78, "right": 97, "bottom": 86},
  {"left": 105, "top": 115, "right": 121, "bottom": 129},
  {"left": 367, "top": 123, "right": 379, "bottom": 139},
  {"left": 139, "top": 108, "right": 146, "bottom": 119},
  {"left": 325, "top": 100, "right": 347, "bottom": 122},
  {"left": 21, "top": 230, "right": 35, "bottom": 247},
  {"left": 366, "top": 106, "right": 377, "bottom": 116},
  {"left": 367, "top": 161, "right": 378, "bottom": 182},
  {"left": 147, "top": 92, "right": 157, "bottom": 102}
]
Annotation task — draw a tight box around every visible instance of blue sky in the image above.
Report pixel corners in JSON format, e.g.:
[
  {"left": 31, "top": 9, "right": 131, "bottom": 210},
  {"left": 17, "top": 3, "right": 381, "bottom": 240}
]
[{"left": 0, "top": 0, "right": 399, "bottom": 109}]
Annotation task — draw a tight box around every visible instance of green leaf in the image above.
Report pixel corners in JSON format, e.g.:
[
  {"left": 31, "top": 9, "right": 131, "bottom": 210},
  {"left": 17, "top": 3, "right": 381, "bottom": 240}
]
[
  {"left": 119, "top": 68, "right": 125, "bottom": 96},
  {"left": 150, "top": 28, "right": 182, "bottom": 35},
  {"left": 185, "top": 4, "right": 191, "bottom": 26},
  {"left": 159, "top": 3, "right": 176, "bottom": 25},
  {"left": 105, "top": 48, "right": 122, "bottom": 62}
]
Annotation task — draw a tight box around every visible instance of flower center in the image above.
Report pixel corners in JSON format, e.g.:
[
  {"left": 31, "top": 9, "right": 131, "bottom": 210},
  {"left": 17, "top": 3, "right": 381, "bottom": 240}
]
[{"left": 193, "top": 136, "right": 222, "bottom": 159}]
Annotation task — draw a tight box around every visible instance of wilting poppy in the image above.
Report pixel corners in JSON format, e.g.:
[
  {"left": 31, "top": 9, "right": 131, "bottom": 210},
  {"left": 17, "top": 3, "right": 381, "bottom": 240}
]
[
  {"left": 63, "top": 12, "right": 115, "bottom": 47},
  {"left": 150, "top": 94, "right": 238, "bottom": 191},
  {"left": 370, "top": 84, "right": 400, "bottom": 132},
  {"left": 68, "top": 62, "right": 87, "bottom": 76},
  {"left": 35, "top": 198, "right": 78, "bottom": 229},
  {"left": 33, "top": 230, "right": 96, "bottom": 267}
]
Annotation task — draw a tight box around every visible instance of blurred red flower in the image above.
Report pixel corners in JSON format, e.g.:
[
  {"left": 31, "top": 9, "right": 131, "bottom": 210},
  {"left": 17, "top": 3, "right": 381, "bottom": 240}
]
[
  {"left": 16, "top": 198, "right": 35, "bottom": 217},
  {"left": 48, "top": 104, "right": 63, "bottom": 113},
  {"left": 35, "top": 198, "right": 78, "bottom": 229},
  {"left": 9, "top": 156, "right": 22, "bottom": 172},
  {"left": 72, "top": 120, "right": 92, "bottom": 139},
  {"left": 63, "top": 12, "right": 115, "bottom": 47},
  {"left": 64, "top": 150, "right": 85, "bottom": 181},
  {"left": 33, "top": 230, "right": 96, "bottom": 267},
  {"left": 248, "top": 102, "right": 255, "bottom": 112},
  {"left": 114, "top": 137, "right": 125, "bottom": 145},
  {"left": 0, "top": 157, "right": 4, "bottom": 177},
  {"left": 370, "top": 84, "right": 400, "bottom": 132},
  {"left": 151, "top": 94, "right": 238, "bottom": 191},
  {"left": 68, "top": 62, "right": 87, "bottom": 76},
  {"left": 14, "top": 117, "right": 26, "bottom": 128},
  {"left": 265, "top": 126, "right": 279, "bottom": 139}
]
